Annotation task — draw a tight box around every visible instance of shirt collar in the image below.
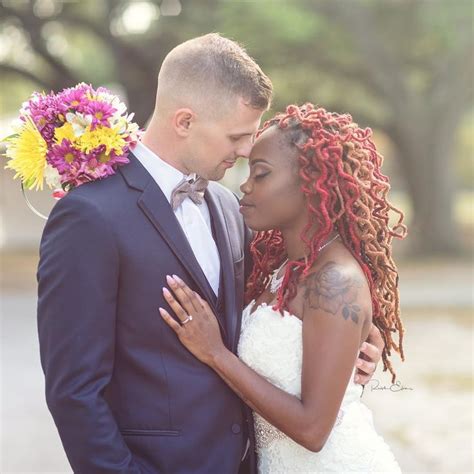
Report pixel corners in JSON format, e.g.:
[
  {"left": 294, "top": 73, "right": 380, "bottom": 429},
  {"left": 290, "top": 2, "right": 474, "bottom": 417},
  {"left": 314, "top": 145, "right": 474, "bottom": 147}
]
[{"left": 132, "top": 141, "right": 197, "bottom": 203}]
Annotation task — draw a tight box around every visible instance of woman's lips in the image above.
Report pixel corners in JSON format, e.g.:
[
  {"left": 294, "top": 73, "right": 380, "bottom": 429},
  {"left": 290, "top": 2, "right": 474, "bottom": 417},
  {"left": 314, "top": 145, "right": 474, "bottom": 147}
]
[{"left": 239, "top": 200, "right": 255, "bottom": 214}]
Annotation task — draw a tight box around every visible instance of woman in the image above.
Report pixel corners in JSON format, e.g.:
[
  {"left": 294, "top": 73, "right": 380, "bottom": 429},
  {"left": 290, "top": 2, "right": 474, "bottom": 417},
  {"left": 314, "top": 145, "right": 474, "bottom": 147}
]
[{"left": 159, "top": 104, "right": 407, "bottom": 472}]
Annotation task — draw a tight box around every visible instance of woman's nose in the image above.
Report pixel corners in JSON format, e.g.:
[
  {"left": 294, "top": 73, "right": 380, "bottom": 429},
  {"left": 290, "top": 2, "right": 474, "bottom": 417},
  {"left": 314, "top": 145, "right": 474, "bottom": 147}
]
[{"left": 240, "top": 177, "right": 251, "bottom": 195}]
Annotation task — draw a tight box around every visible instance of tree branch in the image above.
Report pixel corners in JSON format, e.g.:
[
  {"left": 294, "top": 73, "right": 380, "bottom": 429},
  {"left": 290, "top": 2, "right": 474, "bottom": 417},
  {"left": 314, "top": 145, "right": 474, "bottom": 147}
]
[
  {"left": 313, "top": 100, "right": 392, "bottom": 135},
  {"left": 0, "top": 3, "right": 77, "bottom": 84},
  {"left": 320, "top": 0, "right": 410, "bottom": 110},
  {"left": 0, "top": 63, "right": 53, "bottom": 90},
  {"left": 430, "top": 37, "right": 474, "bottom": 113},
  {"left": 59, "top": 13, "right": 156, "bottom": 79}
]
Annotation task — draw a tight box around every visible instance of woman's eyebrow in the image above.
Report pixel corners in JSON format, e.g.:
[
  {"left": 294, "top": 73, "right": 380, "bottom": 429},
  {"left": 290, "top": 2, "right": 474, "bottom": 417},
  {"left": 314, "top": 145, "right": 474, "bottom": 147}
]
[
  {"left": 249, "top": 158, "right": 271, "bottom": 166},
  {"left": 229, "top": 132, "right": 254, "bottom": 138}
]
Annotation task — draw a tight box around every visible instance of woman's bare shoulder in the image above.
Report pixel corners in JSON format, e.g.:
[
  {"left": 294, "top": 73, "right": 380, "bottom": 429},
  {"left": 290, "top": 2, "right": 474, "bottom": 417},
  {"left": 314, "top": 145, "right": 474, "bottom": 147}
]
[{"left": 299, "top": 246, "right": 373, "bottom": 325}]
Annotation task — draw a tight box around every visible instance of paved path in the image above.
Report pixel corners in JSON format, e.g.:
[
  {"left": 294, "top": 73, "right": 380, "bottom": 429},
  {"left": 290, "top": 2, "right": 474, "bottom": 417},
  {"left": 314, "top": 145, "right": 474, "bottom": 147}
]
[{"left": 1, "top": 255, "right": 472, "bottom": 473}]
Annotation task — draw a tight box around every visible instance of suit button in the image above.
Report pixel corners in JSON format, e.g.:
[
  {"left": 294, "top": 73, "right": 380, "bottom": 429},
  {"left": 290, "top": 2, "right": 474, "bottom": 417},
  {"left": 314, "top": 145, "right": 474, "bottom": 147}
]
[{"left": 231, "top": 423, "right": 241, "bottom": 434}]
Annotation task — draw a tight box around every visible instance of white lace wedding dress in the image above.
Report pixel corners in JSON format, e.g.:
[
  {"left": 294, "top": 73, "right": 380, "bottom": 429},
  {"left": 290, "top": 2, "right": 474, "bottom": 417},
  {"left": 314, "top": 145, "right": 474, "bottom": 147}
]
[{"left": 237, "top": 299, "right": 401, "bottom": 473}]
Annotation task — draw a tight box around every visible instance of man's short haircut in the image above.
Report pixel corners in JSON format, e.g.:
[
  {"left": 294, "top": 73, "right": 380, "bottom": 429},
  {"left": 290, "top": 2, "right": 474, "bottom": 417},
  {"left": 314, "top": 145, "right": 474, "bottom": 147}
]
[{"left": 157, "top": 33, "right": 273, "bottom": 114}]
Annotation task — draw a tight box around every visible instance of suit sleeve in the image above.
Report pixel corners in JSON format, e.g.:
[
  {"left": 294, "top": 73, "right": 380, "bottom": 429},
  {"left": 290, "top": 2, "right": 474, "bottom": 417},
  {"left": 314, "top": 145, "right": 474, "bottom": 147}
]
[{"left": 37, "top": 193, "right": 147, "bottom": 473}]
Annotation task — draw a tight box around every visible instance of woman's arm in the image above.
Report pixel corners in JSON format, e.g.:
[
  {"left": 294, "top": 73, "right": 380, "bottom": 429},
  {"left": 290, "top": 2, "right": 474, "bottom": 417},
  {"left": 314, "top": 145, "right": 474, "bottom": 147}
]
[{"left": 160, "top": 260, "right": 369, "bottom": 452}]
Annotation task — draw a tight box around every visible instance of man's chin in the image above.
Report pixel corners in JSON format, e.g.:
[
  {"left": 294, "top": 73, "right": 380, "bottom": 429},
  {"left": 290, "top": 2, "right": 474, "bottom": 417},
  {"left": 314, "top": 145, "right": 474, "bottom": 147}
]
[
  {"left": 202, "top": 162, "right": 236, "bottom": 181},
  {"left": 206, "top": 169, "right": 227, "bottom": 182}
]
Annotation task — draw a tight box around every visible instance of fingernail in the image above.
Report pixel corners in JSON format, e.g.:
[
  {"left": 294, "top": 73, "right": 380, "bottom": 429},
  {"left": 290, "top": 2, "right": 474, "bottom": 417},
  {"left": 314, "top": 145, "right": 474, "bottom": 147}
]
[
  {"left": 354, "top": 375, "right": 360, "bottom": 383},
  {"left": 172, "top": 274, "right": 184, "bottom": 284},
  {"left": 356, "top": 360, "right": 362, "bottom": 367},
  {"left": 162, "top": 287, "right": 171, "bottom": 296},
  {"left": 166, "top": 275, "right": 175, "bottom": 286},
  {"left": 361, "top": 343, "right": 368, "bottom": 350}
]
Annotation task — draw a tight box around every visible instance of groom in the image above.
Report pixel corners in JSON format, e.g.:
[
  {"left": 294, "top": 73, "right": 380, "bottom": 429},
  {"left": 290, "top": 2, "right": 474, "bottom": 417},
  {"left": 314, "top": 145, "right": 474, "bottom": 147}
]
[{"left": 37, "top": 33, "right": 383, "bottom": 473}]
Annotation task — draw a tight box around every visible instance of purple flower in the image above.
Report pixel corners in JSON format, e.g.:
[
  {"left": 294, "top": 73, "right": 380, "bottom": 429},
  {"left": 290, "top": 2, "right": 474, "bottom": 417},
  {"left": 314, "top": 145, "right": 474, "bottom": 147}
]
[
  {"left": 47, "top": 141, "right": 130, "bottom": 189},
  {"left": 23, "top": 92, "right": 64, "bottom": 144},
  {"left": 11, "top": 82, "right": 140, "bottom": 198},
  {"left": 83, "top": 100, "right": 116, "bottom": 129},
  {"left": 59, "top": 83, "right": 92, "bottom": 112},
  {"left": 85, "top": 145, "right": 130, "bottom": 176},
  {"left": 47, "top": 140, "right": 84, "bottom": 175}
]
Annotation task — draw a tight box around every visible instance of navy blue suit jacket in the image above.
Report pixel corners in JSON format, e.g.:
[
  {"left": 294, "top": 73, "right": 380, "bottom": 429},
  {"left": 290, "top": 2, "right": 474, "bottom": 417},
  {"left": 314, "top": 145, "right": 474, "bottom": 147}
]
[{"left": 37, "top": 152, "right": 256, "bottom": 473}]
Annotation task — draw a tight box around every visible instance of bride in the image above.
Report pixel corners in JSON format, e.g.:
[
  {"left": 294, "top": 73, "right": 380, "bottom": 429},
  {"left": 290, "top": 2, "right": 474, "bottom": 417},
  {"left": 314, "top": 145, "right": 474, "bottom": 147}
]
[{"left": 159, "top": 104, "right": 407, "bottom": 472}]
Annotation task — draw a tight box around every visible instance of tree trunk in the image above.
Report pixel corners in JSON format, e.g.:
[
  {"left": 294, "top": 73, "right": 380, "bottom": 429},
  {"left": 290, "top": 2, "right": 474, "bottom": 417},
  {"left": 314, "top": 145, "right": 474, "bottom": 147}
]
[{"left": 392, "top": 118, "right": 463, "bottom": 256}]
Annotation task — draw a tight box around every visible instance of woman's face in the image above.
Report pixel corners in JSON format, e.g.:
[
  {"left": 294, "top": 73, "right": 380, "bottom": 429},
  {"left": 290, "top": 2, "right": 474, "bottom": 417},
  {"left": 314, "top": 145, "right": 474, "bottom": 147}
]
[{"left": 239, "top": 126, "right": 308, "bottom": 232}]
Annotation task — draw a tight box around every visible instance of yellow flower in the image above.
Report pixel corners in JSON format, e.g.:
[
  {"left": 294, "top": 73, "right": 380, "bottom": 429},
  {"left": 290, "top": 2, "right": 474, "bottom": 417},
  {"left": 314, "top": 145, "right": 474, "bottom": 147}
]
[
  {"left": 54, "top": 122, "right": 76, "bottom": 144},
  {"left": 79, "top": 125, "right": 126, "bottom": 155},
  {"left": 4, "top": 117, "right": 47, "bottom": 191}
]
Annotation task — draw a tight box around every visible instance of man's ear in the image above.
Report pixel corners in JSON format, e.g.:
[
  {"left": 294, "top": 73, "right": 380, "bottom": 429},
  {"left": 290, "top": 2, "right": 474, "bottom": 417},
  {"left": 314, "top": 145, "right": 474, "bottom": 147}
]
[{"left": 173, "top": 108, "right": 195, "bottom": 137}]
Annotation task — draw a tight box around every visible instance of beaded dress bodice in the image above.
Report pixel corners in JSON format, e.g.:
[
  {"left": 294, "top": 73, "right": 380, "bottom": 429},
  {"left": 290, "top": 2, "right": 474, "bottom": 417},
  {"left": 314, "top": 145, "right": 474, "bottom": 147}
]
[{"left": 237, "top": 300, "right": 401, "bottom": 473}]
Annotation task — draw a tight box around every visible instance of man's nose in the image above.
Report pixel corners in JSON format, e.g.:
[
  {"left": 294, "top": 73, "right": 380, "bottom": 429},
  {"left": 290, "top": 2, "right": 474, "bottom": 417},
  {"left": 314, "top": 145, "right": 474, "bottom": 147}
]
[{"left": 236, "top": 140, "right": 254, "bottom": 159}]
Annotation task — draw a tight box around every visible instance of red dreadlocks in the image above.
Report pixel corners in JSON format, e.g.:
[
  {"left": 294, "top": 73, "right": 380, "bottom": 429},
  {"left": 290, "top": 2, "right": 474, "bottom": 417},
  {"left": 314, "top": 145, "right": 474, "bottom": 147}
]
[{"left": 245, "top": 104, "right": 407, "bottom": 382}]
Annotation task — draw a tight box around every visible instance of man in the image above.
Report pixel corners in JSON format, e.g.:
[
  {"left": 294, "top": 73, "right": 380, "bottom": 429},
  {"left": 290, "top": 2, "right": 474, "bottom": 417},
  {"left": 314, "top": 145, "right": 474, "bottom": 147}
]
[{"left": 37, "top": 33, "right": 382, "bottom": 474}]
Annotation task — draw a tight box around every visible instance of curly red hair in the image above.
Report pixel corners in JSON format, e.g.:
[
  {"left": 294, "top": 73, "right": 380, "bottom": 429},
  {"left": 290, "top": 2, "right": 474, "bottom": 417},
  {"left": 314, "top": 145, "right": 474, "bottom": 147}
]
[{"left": 245, "top": 104, "right": 407, "bottom": 382}]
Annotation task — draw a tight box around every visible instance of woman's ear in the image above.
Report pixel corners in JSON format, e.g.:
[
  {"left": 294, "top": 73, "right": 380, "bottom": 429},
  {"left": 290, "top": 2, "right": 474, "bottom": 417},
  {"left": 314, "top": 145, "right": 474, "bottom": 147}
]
[{"left": 173, "top": 108, "right": 195, "bottom": 137}]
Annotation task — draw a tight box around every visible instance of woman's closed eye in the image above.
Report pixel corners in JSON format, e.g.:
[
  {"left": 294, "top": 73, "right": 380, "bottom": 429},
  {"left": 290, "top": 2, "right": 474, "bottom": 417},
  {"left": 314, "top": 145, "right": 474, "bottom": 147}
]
[
  {"left": 254, "top": 172, "right": 270, "bottom": 181},
  {"left": 230, "top": 134, "right": 253, "bottom": 143}
]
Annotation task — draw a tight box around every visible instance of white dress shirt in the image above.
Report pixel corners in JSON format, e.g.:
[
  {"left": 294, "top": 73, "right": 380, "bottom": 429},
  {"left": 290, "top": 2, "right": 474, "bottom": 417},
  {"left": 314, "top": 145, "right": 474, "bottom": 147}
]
[{"left": 132, "top": 141, "right": 221, "bottom": 297}]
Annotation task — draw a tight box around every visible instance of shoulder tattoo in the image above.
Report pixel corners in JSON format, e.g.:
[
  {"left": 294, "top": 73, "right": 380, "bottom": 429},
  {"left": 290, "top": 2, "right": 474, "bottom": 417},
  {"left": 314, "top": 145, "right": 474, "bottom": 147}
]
[{"left": 303, "top": 261, "right": 363, "bottom": 324}]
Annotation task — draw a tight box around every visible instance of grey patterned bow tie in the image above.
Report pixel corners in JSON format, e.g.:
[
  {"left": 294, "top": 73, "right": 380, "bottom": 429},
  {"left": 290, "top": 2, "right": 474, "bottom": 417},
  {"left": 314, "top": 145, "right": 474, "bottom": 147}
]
[{"left": 170, "top": 176, "right": 209, "bottom": 211}]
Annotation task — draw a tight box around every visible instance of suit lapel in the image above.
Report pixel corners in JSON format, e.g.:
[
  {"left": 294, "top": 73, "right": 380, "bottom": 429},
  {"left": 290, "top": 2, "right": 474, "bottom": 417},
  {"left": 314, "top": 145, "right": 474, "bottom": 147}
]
[
  {"left": 119, "top": 153, "right": 225, "bottom": 335},
  {"left": 205, "top": 188, "right": 239, "bottom": 350}
]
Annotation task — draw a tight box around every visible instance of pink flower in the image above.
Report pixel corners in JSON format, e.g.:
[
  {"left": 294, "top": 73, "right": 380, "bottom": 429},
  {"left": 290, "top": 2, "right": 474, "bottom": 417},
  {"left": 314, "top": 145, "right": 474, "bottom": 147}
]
[
  {"left": 59, "top": 83, "right": 92, "bottom": 112},
  {"left": 23, "top": 92, "right": 64, "bottom": 144},
  {"left": 47, "top": 140, "right": 84, "bottom": 175},
  {"left": 83, "top": 100, "right": 116, "bottom": 129},
  {"left": 10, "top": 82, "right": 140, "bottom": 200},
  {"left": 52, "top": 189, "right": 67, "bottom": 199},
  {"left": 85, "top": 145, "right": 130, "bottom": 177}
]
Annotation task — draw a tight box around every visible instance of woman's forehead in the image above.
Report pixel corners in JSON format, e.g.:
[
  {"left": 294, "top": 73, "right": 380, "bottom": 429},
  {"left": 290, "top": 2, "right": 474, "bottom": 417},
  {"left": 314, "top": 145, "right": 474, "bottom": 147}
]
[{"left": 250, "top": 126, "right": 296, "bottom": 164}]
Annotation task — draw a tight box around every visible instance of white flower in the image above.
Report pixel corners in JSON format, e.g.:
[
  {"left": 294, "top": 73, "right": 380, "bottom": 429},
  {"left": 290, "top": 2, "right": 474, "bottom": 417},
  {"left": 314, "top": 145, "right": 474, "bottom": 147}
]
[
  {"left": 11, "top": 118, "right": 26, "bottom": 133},
  {"left": 128, "top": 122, "right": 139, "bottom": 135},
  {"left": 114, "top": 101, "right": 127, "bottom": 116},
  {"left": 44, "top": 164, "right": 62, "bottom": 189},
  {"left": 109, "top": 114, "right": 128, "bottom": 134},
  {"left": 65, "top": 112, "right": 92, "bottom": 137}
]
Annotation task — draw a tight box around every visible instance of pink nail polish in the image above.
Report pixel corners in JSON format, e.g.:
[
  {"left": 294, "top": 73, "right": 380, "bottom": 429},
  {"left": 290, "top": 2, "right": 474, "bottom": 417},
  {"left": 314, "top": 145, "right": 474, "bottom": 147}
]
[{"left": 173, "top": 274, "right": 184, "bottom": 284}]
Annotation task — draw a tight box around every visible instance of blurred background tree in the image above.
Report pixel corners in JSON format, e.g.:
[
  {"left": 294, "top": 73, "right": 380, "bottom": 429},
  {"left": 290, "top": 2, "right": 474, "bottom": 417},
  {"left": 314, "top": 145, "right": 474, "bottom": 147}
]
[
  {"left": 0, "top": 0, "right": 472, "bottom": 256},
  {"left": 1, "top": 4, "right": 473, "bottom": 471}
]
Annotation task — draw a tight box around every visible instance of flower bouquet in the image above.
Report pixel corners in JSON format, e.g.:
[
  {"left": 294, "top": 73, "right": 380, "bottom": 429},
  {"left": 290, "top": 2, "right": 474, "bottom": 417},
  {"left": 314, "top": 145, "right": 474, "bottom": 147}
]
[{"left": 3, "top": 83, "right": 141, "bottom": 208}]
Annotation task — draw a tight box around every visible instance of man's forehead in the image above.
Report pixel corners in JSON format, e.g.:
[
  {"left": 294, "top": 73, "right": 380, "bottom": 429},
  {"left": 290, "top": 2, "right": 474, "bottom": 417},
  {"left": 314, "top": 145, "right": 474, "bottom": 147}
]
[{"left": 226, "top": 99, "right": 264, "bottom": 126}]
